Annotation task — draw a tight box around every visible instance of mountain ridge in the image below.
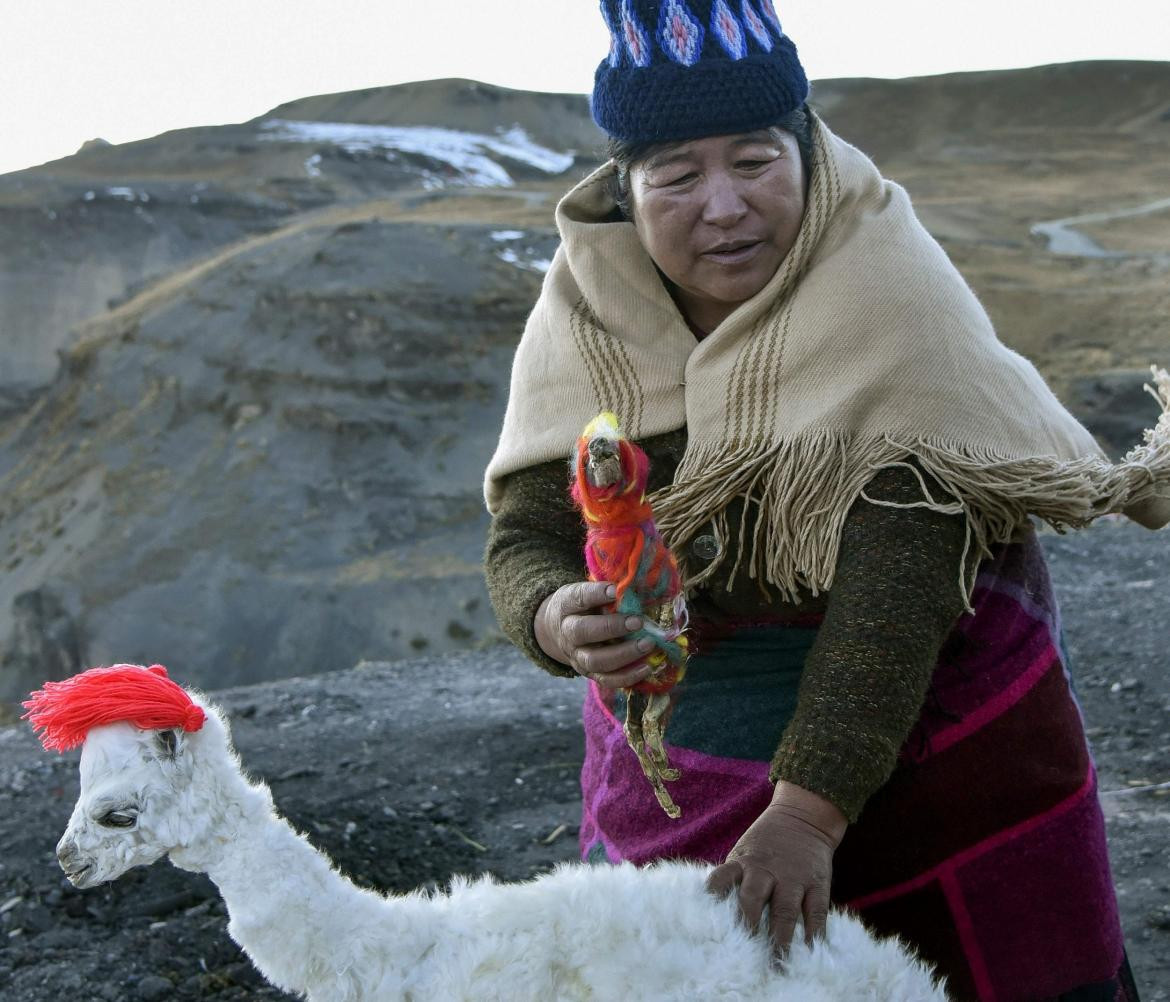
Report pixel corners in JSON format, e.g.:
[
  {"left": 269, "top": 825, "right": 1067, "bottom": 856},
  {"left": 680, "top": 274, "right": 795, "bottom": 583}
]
[{"left": 1, "top": 59, "right": 1167, "bottom": 702}]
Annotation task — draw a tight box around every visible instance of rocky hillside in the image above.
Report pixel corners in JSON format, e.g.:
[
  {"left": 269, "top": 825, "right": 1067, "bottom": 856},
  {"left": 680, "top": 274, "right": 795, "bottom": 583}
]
[
  {"left": 1, "top": 64, "right": 1168, "bottom": 702},
  {"left": 815, "top": 60, "right": 1170, "bottom": 409},
  {"left": 0, "top": 79, "right": 595, "bottom": 701}
]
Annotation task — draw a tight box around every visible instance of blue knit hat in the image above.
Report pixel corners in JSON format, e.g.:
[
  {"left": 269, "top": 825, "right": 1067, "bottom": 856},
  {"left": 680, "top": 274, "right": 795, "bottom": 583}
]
[{"left": 591, "top": 0, "right": 808, "bottom": 143}]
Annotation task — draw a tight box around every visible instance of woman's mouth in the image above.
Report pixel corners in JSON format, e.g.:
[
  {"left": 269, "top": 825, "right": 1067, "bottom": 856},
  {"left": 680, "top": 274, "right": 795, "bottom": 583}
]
[{"left": 702, "top": 240, "right": 762, "bottom": 265}]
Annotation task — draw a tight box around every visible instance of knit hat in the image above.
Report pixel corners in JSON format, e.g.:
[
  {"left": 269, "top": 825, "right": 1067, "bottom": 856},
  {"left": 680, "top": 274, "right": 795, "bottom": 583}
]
[{"left": 591, "top": 0, "right": 809, "bottom": 143}]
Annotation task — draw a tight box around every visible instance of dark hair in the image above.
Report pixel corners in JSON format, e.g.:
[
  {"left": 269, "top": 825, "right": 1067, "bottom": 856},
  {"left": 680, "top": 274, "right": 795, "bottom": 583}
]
[{"left": 607, "top": 104, "right": 815, "bottom": 221}]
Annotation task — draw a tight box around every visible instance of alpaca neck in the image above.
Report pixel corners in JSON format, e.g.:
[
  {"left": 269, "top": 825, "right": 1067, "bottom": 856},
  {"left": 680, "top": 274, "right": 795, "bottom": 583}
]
[{"left": 171, "top": 750, "right": 437, "bottom": 999}]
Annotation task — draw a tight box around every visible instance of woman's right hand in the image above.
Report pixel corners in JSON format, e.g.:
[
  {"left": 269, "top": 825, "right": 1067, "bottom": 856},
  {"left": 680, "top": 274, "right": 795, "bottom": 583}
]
[{"left": 534, "top": 581, "right": 656, "bottom": 688}]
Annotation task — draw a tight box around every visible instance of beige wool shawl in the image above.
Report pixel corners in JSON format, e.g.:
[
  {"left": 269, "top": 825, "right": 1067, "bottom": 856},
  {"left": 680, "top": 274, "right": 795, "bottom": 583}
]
[{"left": 485, "top": 117, "right": 1170, "bottom": 603}]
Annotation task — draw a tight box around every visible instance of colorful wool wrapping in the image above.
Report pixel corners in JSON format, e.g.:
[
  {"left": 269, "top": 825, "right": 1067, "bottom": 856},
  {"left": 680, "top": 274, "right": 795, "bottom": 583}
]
[
  {"left": 572, "top": 412, "right": 689, "bottom": 817},
  {"left": 580, "top": 528, "right": 1137, "bottom": 1001},
  {"left": 23, "top": 664, "right": 205, "bottom": 752},
  {"left": 572, "top": 412, "right": 688, "bottom": 688}
]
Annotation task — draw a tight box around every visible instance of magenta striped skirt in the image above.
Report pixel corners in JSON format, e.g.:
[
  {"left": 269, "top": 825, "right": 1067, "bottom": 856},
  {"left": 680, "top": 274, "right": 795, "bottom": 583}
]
[{"left": 579, "top": 526, "right": 1139, "bottom": 1002}]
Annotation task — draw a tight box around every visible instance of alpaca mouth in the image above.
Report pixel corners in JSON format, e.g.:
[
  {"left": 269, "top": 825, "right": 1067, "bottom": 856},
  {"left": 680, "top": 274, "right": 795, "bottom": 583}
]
[{"left": 63, "top": 863, "right": 93, "bottom": 885}]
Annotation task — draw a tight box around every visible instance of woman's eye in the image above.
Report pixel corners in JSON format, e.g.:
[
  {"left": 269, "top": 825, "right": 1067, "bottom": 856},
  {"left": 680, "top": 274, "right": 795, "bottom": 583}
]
[
  {"left": 100, "top": 811, "right": 138, "bottom": 829},
  {"left": 737, "top": 159, "right": 767, "bottom": 170},
  {"left": 666, "top": 172, "right": 697, "bottom": 187}
]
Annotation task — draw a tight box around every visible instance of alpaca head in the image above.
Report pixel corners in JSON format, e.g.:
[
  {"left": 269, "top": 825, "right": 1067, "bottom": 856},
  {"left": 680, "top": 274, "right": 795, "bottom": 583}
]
[
  {"left": 56, "top": 719, "right": 202, "bottom": 887},
  {"left": 24, "top": 664, "right": 232, "bottom": 888}
]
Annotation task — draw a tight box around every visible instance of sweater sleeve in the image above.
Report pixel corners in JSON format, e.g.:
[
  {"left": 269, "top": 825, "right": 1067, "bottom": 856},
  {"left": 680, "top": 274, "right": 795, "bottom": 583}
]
[
  {"left": 483, "top": 430, "right": 688, "bottom": 678},
  {"left": 768, "top": 463, "right": 974, "bottom": 823},
  {"left": 483, "top": 456, "right": 587, "bottom": 678}
]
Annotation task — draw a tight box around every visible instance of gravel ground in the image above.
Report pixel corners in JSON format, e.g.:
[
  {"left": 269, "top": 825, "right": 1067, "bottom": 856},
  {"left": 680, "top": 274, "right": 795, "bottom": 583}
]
[{"left": 0, "top": 520, "right": 1165, "bottom": 1001}]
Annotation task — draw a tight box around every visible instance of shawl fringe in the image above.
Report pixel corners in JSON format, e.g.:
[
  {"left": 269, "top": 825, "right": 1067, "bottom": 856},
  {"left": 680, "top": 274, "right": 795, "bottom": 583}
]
[{"left": 653, "top": 368, "right": 1170, "bottom": 610}]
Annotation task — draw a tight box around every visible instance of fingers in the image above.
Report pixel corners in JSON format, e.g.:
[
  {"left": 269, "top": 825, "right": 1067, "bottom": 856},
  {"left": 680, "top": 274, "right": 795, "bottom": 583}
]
[
  {"left": 736, "top": 868, "right": 775, "bottom": 933},
  {"left": 562, "top": 580, "right": 616, "bottom": 614},
  {"left": 705, "top": 861, "right": 743, "bottom": 899},
  {"left": 572, "top": 632, "right": 649, "bottom": 674},
  {"left": 562, "top": 610, "right": 642, "bottom": 649},
  {"left": 768, "top": 887, "right": 804, "bottom": 958},
  {"left": 584, "top": 657, "right": 655, "bottom": 690},
  {"left": 544, "top": 581, "right": 657, "bottom": 686},
  {"left": 708, "top": 858, "right": 827, "bottom": 957},
  {"left": 801, "top": 885, "right": 831, "bottom": 947}
]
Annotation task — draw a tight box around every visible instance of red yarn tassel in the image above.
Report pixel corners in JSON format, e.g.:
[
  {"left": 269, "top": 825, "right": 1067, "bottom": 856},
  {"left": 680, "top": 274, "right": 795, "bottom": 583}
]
[{"left": 23, "top": 664, "right": 206, "bottom": 752}]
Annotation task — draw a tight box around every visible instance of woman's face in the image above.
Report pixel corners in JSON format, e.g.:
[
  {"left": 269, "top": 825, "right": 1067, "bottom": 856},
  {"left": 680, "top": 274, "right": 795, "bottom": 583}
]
[{"left": 627, "top": 129, "right": 806, "bottom": 335}]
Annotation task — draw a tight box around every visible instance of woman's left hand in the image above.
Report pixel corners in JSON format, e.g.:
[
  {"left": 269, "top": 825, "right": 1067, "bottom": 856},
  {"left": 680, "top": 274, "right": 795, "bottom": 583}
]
[{"left": 706, "top": 781, "right": 848, "bottom": 957}]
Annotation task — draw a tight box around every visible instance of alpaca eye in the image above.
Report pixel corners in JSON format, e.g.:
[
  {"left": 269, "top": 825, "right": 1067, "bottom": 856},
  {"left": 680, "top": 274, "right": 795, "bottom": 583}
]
[{"left": 100, "top": 811, "right": 138, "bottom": 829}]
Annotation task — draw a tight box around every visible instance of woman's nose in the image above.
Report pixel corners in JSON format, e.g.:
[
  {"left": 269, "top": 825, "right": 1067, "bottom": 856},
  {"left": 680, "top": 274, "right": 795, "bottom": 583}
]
[{"left": 700, "top": 175, "right": 749, "bottom": 227}]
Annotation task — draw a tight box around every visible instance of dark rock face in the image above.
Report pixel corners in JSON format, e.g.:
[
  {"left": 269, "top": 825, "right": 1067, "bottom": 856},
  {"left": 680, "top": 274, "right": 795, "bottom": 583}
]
[
  {"left": 1069, "top": 369, "right": 1164, "bottom": 459},
  {"left": 0, "top": 79, "right": 589, "bottom": 701},
  {"left": 0, "top": 77, "right": 601, "bottom": 392},
  {"left": 0, "top": 217, "right": 560, "bottom": 699},
  {"left": 1, "top": 588, "right": 83, "bottom": 703},
  {"left": 0, "top": 170, "right": 305, "bottom": 391}
]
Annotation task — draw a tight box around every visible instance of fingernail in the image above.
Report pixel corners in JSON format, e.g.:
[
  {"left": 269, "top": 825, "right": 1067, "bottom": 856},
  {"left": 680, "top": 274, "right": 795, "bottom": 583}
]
[
  {"left": 625, "top": 616, "right": 642, "bottom": 631},
  {"left": 605, "top": 585, "right": 616, "bottom": 599},
  {"left": 636, "top": 638, "right": 654, "bottom": 653}
]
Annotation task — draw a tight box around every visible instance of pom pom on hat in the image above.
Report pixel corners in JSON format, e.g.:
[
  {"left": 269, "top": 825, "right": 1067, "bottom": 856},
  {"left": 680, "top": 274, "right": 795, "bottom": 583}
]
[
  {"left": 591, "top": 0, "right": 809, "bottom": 143},
  {"left": 23, "top": 664, "right": 206, "bottom": 752}
]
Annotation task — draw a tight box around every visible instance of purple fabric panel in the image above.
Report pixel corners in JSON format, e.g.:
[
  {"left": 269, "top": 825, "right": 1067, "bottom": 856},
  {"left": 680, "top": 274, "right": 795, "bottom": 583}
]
[
  {"left": 971, "top": 527, "right": 1092, "bottom": 733},
  {"left": 909, "top": 587, "right": 1053, "bottom": 755},
  {"left": 835, "top": 658, "right": 1091, "bottom": 901},
  {"left": 956, "top": 773, "right": 1124, "bottom": 999},
  {"left": 580, "top": 684, "right": 771, "bottom": 865},
  {"left": 907, "top": 530, "right": 1066, "bottom": 758},
  {"left": 972, "top": 527, "right": 1063, "bottom": 650}
]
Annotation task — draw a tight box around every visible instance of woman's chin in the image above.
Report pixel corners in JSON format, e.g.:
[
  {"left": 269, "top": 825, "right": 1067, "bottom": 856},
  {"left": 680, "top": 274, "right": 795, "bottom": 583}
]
[{"left": 681, "top": 273, "right": 776, "bottom": 321}]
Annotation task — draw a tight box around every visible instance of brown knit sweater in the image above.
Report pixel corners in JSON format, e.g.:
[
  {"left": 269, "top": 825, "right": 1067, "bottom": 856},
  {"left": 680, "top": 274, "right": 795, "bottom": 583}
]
[{"left": 484, "top": 429, "right": 971, "bottom": 822}]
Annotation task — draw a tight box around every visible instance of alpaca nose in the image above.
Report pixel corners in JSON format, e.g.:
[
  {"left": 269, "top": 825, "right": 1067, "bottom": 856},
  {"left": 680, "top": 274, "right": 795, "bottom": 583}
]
[{"left": 57, "top": 838, "right": 79, "bottom": 869}]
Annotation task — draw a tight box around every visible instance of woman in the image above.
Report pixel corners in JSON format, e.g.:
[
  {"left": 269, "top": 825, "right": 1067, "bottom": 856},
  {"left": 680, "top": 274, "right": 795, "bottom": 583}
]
[{"left": 483, "top": 2, "right": 1168, "bottom": 998}]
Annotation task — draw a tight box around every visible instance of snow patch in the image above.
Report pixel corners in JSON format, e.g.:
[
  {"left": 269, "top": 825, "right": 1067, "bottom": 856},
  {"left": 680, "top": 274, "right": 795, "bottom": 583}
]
[
  {"left": 304, "top": 153, "right": 323, "bottom": 179},
  {"left": 489, "top": 126, "right": 576, "bottom": 175},
  {"left": 257, "top": 119, "right": 574, "bottom": 189},
  {"left": 496, "top": 246, "right": 552, "bottom": 274},
  {"left": 490, "top": 230, "right": 525, "bottom": 241},
  {"left": 80, "top": 187, "right": 151, "bottom": 204},
  {"left": 105, "top": 187, "right": 150, "bottom": 202}
]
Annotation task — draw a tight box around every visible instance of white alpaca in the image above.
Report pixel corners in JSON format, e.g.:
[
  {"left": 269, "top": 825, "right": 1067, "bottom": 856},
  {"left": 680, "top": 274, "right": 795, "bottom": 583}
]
[{"left": 41, "top": 678, "right": 947, "bottom": 1002}]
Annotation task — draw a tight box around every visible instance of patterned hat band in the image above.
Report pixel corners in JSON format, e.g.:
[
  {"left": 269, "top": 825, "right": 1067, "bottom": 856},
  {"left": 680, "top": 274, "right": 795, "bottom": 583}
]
[{"left": 591, "top": 0, "right": 809, "bottom": 144}]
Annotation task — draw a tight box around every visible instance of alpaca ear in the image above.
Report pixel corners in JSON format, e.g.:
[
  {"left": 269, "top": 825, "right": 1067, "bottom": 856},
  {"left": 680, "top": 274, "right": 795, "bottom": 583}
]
[{"left": 153, "top": 728, "right": 183, "bottom": 761}]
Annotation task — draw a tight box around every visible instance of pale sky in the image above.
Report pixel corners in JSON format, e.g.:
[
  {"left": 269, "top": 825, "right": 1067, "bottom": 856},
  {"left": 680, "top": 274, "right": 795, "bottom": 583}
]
[{"left": 2, "top": 0, "right": 1167, "bottom": 177}]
